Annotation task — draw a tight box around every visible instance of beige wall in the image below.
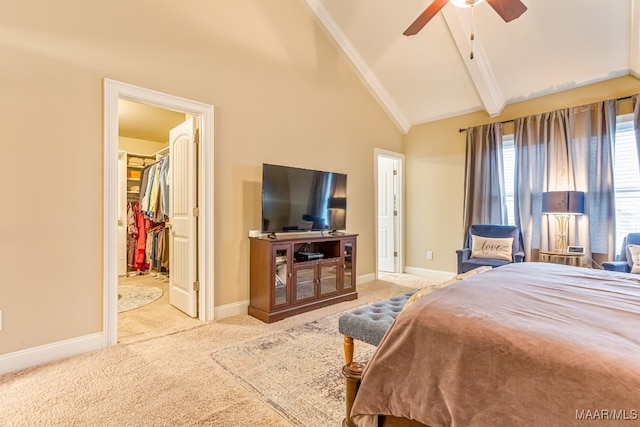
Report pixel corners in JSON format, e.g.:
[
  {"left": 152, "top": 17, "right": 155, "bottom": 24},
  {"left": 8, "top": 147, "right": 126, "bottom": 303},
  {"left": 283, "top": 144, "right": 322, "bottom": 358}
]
[
  {"left": 119, "top": 137, "right": 168, "bottom": 156},
  {"left": 404, "top": 75, "right": 640, "bottom": 274},
  {"left": 0, "top": 0, "right": 402, "bottom": 355}
]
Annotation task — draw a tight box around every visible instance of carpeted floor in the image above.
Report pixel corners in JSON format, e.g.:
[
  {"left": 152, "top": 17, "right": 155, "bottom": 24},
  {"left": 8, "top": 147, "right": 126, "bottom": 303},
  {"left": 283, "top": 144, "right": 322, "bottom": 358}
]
[
  {"left": 0, "top": 274, "right": 442, "bottom": 427},
  {"left": 378, "top": 271, "right": 446, "bottom": 288}
]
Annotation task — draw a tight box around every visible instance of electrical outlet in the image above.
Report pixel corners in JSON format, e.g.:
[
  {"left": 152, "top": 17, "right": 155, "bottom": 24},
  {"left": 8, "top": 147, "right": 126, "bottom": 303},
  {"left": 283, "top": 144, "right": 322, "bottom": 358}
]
[{"left": 427, "top": 251, "right": 433, "bottom": 260}]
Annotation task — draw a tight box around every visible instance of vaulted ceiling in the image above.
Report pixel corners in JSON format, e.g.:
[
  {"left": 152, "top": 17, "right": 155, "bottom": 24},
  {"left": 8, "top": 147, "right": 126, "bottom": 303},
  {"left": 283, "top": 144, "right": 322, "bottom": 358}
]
[{"left": 304, "top": 0, "right": 640, "bottom": 133}]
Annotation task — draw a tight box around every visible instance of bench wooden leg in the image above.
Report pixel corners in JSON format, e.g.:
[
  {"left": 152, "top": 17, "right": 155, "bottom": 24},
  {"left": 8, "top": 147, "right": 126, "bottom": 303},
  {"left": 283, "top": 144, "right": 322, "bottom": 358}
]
[
  {"left": 343, "top": 335, "right": 354, "bottom": 365},
  {"left": 342, "top": 362, "right": 364, "bottom": 427}
]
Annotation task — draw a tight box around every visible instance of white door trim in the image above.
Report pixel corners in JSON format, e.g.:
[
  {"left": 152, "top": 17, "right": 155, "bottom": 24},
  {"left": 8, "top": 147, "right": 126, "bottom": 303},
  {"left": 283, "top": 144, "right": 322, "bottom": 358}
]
[
  {"left": 103, "top": 79, "right": 215, "bottom": 347},
  {"left": 374, "top": 148, "right": 404, "bottom": 277}
]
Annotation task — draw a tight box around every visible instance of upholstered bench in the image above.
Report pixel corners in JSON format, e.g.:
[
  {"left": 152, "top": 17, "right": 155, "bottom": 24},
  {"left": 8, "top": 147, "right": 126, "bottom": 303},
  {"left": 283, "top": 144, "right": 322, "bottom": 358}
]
[{"left": 338, "top": 290, "right": 417, "bottom": 364}]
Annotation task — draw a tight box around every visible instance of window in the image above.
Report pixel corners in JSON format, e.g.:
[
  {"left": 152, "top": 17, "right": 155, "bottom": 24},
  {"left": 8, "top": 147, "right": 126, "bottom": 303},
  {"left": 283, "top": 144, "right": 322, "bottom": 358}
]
[
  {"left": 614, "top": 114, "right": 640, "bottom": 251},
  {"left": 501, "top": 114, "right": 640, "bottom": 251},
  {"left": 502, "top": 135, "right": 515, "bottom": 226}
]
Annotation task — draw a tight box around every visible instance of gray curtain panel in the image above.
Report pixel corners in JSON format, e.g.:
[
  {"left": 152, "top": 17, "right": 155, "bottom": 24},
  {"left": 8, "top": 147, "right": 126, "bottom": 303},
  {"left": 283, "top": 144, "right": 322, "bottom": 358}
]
[
  {"left": 462, "top": 122, "right": 507, "bottom": 244},
  {"left": 513, "top": 100, "right": 617, "bottom": 261}
]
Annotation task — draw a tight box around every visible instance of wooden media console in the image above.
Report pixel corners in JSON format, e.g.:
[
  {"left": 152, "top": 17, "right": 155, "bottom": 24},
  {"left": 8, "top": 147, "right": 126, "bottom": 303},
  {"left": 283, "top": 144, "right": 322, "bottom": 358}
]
[{"left": 249, "top": 233, "right": 358, "bottom": 323}]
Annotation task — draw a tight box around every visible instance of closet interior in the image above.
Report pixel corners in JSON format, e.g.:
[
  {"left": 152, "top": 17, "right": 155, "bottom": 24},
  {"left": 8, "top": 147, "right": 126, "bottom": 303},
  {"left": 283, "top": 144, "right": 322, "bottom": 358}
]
[{"left": 123, "top": 148, "right": 171, "bottom": 281}]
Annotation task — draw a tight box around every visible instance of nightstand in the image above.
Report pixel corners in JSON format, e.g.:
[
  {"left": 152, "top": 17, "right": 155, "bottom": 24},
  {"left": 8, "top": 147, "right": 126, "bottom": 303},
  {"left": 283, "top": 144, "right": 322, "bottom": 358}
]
[{"left": 538, "top": 250, "right": 584, "bottom": 266}]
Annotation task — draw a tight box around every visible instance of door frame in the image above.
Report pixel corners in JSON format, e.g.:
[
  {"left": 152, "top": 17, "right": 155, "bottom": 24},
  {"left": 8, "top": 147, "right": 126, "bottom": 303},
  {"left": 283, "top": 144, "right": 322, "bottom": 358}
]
[
  {"left": 374, "top": 148, "right": 404, "bottom": 277},
  {"left": 103, "top": 79, "right": 215, "bottom": 347}
]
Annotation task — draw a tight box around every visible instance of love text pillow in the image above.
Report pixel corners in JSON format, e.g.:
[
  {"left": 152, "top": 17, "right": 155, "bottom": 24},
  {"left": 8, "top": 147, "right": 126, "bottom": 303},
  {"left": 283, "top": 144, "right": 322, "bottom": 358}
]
[{"left": 470, "top": 236, "right": 513, "bottom": 261}]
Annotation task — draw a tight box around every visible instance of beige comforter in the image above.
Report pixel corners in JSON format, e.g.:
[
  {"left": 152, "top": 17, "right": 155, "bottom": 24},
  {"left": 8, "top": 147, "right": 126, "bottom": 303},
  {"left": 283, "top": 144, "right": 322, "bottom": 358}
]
[{"left": 351, "top": 263, "right": 640, "bottom": 427}]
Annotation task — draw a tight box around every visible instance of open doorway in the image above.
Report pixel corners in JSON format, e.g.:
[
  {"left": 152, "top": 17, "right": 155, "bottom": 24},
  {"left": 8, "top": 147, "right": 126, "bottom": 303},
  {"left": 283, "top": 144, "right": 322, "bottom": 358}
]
[
  {"left": 103, "top": 79, "right": 215, "bottom": 347},
  {"left": 116, "top": 102, "right": 201, "bottom": 342},
  {"left": 375, "top": 149, "right": 404, "bottom": 277}
]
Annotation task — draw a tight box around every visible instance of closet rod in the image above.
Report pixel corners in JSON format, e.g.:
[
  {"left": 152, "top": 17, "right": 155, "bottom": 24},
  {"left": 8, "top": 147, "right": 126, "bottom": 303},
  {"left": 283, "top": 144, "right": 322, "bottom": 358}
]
[{"left": 458, "top": 94, "right": 635, "bottom": 133}]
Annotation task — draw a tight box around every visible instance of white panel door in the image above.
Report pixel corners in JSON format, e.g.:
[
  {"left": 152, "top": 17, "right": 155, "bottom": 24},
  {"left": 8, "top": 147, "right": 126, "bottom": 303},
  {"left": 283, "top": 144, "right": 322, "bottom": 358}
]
[
  {"left": 378, "top": 156, "right": 395, "bottom": 272},
  {"left": 169, "top": 117, "right": 198, "bottom": 317}
]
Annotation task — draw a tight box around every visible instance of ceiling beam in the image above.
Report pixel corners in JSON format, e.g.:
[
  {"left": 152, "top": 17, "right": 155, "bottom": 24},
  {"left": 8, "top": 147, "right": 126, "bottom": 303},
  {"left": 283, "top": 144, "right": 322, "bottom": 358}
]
[
  {"left": 630, "top": 0, "right": 640, "bottom": 78},
  {"left": 441, "top": 6, "right": 505, "bottom": 117}
]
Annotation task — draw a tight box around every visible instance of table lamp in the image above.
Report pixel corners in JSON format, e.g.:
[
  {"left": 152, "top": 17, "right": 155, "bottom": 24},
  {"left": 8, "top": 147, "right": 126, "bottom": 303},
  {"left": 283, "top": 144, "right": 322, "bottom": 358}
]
[{"left": 542, "top": 191, "right": 585, "bottom": 253}]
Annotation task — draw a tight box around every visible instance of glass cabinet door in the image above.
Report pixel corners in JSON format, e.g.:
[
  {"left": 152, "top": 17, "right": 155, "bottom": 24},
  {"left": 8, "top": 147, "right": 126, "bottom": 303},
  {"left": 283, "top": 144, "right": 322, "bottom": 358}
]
[
  {"left": 294, "top": 264, "right": 316, "bottom": 302},
  {"left": 295, "top": 265, "right": 316, "bottom": 302},
  {"left": 342, "top": 239, "right": 355, "bottom": 291},
  {"left": 319, "top": 261, "right": 338, "bottom": 295},
  {"left": 273, "top": 245, "right": 290, "bottom": 308}
]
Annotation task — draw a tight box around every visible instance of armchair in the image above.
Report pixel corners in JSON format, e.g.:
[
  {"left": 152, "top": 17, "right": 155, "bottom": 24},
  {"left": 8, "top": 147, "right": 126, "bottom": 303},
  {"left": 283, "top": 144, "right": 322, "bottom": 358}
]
[
  {"left": 456, "top": 224, "right": 525, "bottom": 274},
  {"left": 602, "top": 233, "right": 640, "bottom": 273}
]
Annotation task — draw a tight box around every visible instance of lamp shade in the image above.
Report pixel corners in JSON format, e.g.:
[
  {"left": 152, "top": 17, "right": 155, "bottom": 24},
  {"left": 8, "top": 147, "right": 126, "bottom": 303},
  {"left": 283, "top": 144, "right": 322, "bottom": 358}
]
[{"left": 542, "top": 191, "right": 585, "bottom": 215}]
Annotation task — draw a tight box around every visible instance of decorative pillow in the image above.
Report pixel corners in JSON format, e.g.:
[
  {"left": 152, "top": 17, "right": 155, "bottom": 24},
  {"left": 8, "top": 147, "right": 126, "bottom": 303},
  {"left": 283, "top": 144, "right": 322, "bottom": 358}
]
[
  {"left": 470, "top": 236, "right": 514, "bottom": 261},
  {"left": 627, "top": 244, "right": 640, "bottom": 274},
  {"left": 402, "top": 266, "right": 493, "bottom": 311}
]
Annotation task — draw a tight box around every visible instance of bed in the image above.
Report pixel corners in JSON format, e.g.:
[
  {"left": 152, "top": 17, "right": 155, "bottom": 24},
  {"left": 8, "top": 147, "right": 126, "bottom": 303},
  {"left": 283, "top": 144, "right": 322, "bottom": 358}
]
[{"left": 348, "top": 262, "right": 640, "bottom": 427}]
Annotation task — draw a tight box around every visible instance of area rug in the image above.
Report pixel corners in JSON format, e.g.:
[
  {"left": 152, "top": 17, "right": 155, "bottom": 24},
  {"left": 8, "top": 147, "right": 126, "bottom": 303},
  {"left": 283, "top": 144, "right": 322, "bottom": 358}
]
[
  {"left": 118, "top": 284, "right": 163, "bottom": 313},
  {"left": 211, "top": 313, "right": 376, "bottom": 427},
  {"left": 379, "top": 272, "right": 445, "bottom": 289}
]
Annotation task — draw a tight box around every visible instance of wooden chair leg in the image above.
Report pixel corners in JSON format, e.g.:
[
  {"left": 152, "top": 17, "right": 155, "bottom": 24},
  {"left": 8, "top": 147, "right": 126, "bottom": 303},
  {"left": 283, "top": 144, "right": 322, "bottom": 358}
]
[
  {"left": 343, "top": 335, "right": 354, "bottom": 365},
  {"left": 342, "top": 361, "right": 364, "bottom": 427}
]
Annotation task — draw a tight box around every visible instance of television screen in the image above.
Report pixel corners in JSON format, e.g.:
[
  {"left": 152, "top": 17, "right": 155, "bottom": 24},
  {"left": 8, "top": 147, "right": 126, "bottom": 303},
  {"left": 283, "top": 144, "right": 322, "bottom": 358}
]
[{"left": 261, "top": 163, "right": 347, "bottom": 233}]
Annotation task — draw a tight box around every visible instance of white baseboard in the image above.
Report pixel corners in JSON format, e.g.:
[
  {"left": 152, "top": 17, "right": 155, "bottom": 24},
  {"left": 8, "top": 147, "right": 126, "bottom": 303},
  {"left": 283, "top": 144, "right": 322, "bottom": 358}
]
[
  {"left": 403, "top": 266, "right": 456, "bottom": 282},
  {"left": 0, "top": 332, "right": 103, "bottom": 375},
  {"left": 7, "top": 270, "right": 455, "bottom": 375},
  {"left": 357, "top": 273, "right": 375, "bottom": 285},
  {"left": 0, "top": 299, "right": 250, "bottom": 375},
  {"left": 214, "top": 299, "right": 250, "bottom": 319}
]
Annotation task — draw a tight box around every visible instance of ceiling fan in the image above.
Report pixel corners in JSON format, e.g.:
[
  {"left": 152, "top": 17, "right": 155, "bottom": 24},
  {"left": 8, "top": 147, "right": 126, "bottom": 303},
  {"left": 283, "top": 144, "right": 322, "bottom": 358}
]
[{"left": 403, "top": 0, "right": 527, "bottom": 36}]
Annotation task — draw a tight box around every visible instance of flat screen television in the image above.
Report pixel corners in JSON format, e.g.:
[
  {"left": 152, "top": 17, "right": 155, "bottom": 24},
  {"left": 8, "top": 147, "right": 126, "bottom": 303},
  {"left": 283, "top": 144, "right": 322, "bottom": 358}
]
[{"left": 261, "top": 163, "right": 347, "bottom": 234}]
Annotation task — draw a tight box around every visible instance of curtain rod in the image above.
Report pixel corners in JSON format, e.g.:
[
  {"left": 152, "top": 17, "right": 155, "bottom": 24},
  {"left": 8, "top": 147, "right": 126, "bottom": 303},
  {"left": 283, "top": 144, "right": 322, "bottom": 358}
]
[{"left": 458, "top": 94, "right": 635, "bottom": 133}]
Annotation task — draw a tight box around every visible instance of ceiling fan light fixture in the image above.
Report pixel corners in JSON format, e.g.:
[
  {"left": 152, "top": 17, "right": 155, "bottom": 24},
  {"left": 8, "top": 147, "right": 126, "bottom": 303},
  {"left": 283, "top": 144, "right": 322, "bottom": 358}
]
[{"left": 449, "top": 0, "right": 485, "bottom": 8}]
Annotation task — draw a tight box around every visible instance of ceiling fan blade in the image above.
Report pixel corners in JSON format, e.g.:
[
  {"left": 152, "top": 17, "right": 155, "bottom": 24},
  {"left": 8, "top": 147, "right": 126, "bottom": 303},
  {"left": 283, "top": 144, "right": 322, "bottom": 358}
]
[
  {"left": 403, "top": 0, "right": 450, "bottom": 36},
  {"left": 485, "top": 0, "right": 527, "bottom": 23}
]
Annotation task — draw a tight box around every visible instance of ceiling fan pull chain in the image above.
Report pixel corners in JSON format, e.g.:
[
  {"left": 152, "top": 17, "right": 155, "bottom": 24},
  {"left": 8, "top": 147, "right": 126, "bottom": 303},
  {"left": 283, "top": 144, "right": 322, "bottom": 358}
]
[{"left": 470, "top": 4, "right": 475, "bottom": 60}]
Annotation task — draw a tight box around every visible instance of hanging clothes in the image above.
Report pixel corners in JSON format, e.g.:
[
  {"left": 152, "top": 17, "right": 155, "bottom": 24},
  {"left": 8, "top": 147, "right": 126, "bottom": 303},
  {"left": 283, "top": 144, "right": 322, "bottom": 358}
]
[
  {"left": 133, "top": 155, "right": 171, "bottom": 274},
  {"left": 126, "top": 202, "right": 138, "bottom": 268},
  {"left": 159, "top": 156, "right": 170, "bottom": 220},
  {"left": 157, "top": 228, "right": 169, "bottom": 271},
  {"left": 140, "top": 162, "right": 155, "bottom": 215},
  {"left": 139, "top": 165, "right": 150, "bottom": 207},
  {"left": 133, "top": 209, "right": 149, "bottom": 271},
  {"left": 148, "top": 162, "right": 161, "bottom": 217},
  {"left": 139, "top": 157, "right": 170, "bottom": 222}
]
